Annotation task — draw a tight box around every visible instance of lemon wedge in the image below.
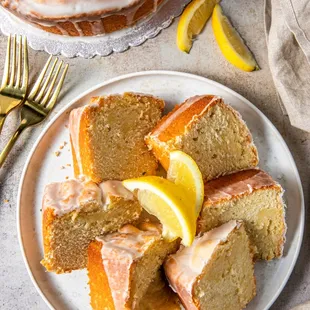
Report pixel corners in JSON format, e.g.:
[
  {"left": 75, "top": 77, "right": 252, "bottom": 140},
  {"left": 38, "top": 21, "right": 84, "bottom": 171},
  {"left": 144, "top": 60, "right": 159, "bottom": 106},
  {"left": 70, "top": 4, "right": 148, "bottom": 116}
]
[
  {"left": 167, "top": 151, "right": 204, "bottom": 217},
  {"left": 212, "top": 4, "right": 259, "bottom": 71},
  {"left": 123, "top": 176, "right": 196, "bottom": 246},
  {"left": 177, "top": 0, "right": 219, "bottom": 53}
]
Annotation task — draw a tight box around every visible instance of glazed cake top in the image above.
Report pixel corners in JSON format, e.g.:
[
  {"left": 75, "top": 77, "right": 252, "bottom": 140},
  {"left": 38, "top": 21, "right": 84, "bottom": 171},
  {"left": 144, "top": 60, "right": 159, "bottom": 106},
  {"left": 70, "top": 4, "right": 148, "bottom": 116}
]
[
  {"left": 1, "top": 0, "right": 141, "bottom": 18},
  {"left": 164, "top": 220, "right": 240, "bottom": 292},
  {"left": 43, "top": 179, "right": 134, "bottom": 216}
]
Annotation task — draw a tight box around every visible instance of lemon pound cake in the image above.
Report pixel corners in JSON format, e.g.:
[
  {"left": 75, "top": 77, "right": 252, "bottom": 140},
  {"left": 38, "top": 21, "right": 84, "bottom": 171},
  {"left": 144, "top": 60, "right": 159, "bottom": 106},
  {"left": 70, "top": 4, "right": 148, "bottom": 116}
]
[
  {"left": 0, "top": 0, "right": 164, "bottom": 36},
  {"left": 69, "top": 92, "right": 165, "bottom": 183},
  {"left": 138, "top": 269, "right": 181, "bottom": 310},
  {"left": 164, "top": 221, "right": 256, "bottom": 310},
  {"left": 197, "top": 169, "right": 286, "bottom": 260},
  {"left": 41, "top": 179, "right": 142, "bottom": 273},
  {"left": 145, "top": 95, "right": 258, "bottom": 181},
  {"left": 87, "top": 223, "right": 179, "bottom": 310}
]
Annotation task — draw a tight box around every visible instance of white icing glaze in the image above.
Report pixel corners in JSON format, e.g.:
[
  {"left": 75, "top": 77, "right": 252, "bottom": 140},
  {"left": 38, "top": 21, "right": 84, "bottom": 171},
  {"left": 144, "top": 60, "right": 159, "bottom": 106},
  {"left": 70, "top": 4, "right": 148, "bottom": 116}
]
[
  {"left": 165, "top": 220, "right": 239, "bottom": 292},
  {"left": 1, "top": 0, "right": 163, "bottom": 36},
  {"left": 97, "top": 223, "right": 161, "bottom": 309},
  {"left": 98, "top": 223, "right": 161, "bottom": 260},
  {"left": 43, "top": 179, "right": 133, "bottom": 216},
  {"left": 100, "top": 180, "right": 134, "bottom": 205},
  {"left": 5, "top": 0, "right": 141, "bottom": 18},
  {"left": 69, "top": 106, "right": 86, "bottom": 175},
  {"left": 43, "top": 179, "right": 84, "bottom": 215},
  {"left": 90, "top": 19, "right": 105, "bottom": 35}
]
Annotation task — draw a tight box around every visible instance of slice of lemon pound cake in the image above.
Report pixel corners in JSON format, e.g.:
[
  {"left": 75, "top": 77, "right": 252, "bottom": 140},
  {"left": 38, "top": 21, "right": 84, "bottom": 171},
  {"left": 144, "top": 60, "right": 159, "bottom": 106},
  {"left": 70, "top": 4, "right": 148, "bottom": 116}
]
[
  {"left": 197, "top": 169, "right": 286, "bottom": 260},
  {"left": 164, "top": 220, "right": 256, "bottom": 310},
  {"left": 41, "top": 179, "right": 142, "bottom": 273},
  {"left": 87, "top": 223, "right": 179, "bottom": 310},
  {"left": 138, "top": 269, "right": 181, "bottom": 310},
  {"left": 145, "top": 95, "right": 258, "bottom": 181},
  {"left": 69, "top": 92, "right": 165, "bottom": 183}
]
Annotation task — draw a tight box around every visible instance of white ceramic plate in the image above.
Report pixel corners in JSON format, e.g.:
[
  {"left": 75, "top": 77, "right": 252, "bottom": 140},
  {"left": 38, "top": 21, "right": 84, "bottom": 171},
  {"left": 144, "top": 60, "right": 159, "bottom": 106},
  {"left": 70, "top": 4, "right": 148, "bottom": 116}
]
[{"left": 17, "top": 71, "right": 304, "bottom": 310}]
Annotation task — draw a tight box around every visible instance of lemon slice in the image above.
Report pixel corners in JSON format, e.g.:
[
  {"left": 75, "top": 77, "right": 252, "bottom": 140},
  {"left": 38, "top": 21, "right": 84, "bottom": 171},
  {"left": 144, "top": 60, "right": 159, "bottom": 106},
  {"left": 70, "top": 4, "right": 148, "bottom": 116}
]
[
  {"left": 167, "top": 151, "right": 204, "bottom": 217},
  {"left": 212, "top": 4, "right": 259, "bottom": 72},
  {"left": 123, "top": 176, "right": 196, "bottom": 246},
  {"left": 177, "top": 0, "right": 219, "bottom": 53}
]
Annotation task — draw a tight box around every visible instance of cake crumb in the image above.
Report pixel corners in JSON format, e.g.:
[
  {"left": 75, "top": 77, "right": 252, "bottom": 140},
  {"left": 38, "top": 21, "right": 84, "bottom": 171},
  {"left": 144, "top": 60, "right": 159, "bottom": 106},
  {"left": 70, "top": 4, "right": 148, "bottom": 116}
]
[
  {"left": 59, "top": 141, "right": 68, "bottom": 150},
  {"left": 55, "top": 151, "right": 60, "bottom": 157},
  {"left": 66, "top": 163, "right": 71, "bottom": 167},
  {"left": 61, "top": 166, "right": 65, "bottom": 170},
  {"left": 3, "top": 199, "right": 9, "bottom": 203},
  {"left": 65, "top": 176, "right": 69, "bottom": 180}
]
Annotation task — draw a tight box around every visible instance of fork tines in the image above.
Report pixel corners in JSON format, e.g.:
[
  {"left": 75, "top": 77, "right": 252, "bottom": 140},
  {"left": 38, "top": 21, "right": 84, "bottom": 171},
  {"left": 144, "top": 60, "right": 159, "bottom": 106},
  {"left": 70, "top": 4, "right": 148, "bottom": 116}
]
[
  {"left": 28, "top": 55, "right": 69, "bottom": 111},
  {"left": 2, "top": 34, "right": 28, "bottom": 90}
]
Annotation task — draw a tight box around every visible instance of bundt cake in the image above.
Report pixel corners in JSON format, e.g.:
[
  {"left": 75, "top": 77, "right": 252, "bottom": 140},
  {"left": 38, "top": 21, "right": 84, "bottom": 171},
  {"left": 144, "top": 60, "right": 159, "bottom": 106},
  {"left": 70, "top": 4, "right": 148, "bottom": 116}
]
[
  {"left": 41, "top": 178, "right": 142, "bottom": 273},
  {"left": 87, "top": 222, "right": 179, "bottom": 310},
  {"left": 145, "top": 95, "right": 259, "bottom": 181},
  {"left": 164, "top": 220, "right": 256, "bottom": 310},
  {"left": 0, "top": 0, "right": 165, "bottom": 36},
  {"left": 69, "top": 92, "right": 165, "bottom": 183},
  {"left": 197, "top": 169, "right": 286, "bottom": 260}
]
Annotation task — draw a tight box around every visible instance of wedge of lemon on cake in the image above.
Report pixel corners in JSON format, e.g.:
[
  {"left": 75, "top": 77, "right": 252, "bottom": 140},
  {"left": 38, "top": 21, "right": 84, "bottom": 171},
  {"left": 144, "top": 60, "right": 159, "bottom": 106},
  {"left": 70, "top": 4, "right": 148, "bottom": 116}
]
[
  {"left": 212, "top": 4, "right": 259, "bottom": 71},
  {"left": 177, "top": 0, "right": 220, "bottom": 53},
  {"left": 167, "top": 150, "right": 204, "bottom": 217},
  {"left": 123, "top": 151, "right": 204, "bottom": 247}
]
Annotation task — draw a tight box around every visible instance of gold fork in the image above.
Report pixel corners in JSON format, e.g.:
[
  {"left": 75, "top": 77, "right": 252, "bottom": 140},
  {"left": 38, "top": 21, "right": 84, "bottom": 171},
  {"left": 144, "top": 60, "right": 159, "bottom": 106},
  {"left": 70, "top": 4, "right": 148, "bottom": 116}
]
[
  {"left": 0, "top": 55, "right": 68, "bottom": 168},
  {"left": 0, "top": 34, "right": 28, "bottom": 133}
]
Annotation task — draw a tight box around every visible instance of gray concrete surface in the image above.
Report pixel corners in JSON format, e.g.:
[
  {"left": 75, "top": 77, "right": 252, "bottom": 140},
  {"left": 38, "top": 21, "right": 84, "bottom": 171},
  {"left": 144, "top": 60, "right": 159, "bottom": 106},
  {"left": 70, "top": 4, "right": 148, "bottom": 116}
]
[{"left": 0, "top": 0, "right": 309, "bottom": 309}]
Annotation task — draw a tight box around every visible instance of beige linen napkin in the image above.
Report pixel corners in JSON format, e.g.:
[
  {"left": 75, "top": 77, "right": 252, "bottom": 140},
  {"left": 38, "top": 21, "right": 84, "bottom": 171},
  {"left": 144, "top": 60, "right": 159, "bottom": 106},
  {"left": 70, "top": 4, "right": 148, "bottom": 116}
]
[
  {"left": 291, "top": 301, "right": 310, "bottom": 310},
  {"left": 265, "top": 0, "right": 310, "bottom": 132}
]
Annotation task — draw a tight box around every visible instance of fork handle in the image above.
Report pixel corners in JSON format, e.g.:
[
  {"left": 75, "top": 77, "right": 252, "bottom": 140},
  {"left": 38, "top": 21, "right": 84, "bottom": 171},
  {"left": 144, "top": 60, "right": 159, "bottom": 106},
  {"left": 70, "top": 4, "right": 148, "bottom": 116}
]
[
  {"left": 0, "top": 120, "right": 27, "bottom": 168},
  {"left": 0, "top": 115, "right": 5, "bottom": 134}
]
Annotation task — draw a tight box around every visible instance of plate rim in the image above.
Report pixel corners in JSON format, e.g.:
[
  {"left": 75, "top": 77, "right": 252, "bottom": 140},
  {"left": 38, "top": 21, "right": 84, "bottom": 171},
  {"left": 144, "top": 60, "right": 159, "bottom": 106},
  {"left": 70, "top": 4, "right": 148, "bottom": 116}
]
[{"left": 17, "top": 70, "right": 305, "bottom": 310}]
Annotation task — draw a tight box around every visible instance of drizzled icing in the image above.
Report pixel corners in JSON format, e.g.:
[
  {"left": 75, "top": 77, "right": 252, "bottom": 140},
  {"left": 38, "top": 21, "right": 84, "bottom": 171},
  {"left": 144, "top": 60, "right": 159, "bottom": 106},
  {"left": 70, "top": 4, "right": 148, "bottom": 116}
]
[
  {"left": 1, "top": 0, "right": 162, "bottom": 36},
  {"left": 97, "top": 223, "right": 161, "bottom": 260},
  {"left": 43, "top": 179, "right": 133, "bottom": 216},
  {"left": 68, "top": 106, "right": 86, "bottom": 175},
  {"left": 100, "top": 180, "right": 134, "bottom": 204},
  {"left": 43, "top": 179, "right": 85, "bottom": 215},
  {"left": 4, "top": 0, "right": 141, "bottom": 18},
  {"left": 96, "top": 223, "right": 162, "bottom": 309},
  {"left": 164, "top": 221, "right": 240, "bottom": 293}
]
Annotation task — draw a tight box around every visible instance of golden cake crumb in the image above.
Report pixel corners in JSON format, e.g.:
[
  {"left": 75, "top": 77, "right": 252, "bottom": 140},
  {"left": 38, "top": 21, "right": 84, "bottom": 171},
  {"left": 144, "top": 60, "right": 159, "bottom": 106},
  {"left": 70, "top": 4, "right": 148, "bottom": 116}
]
[
  {"left": 69, "top": 93, "right": 165, "bottom": 183},
  {"left": 55, "top": 151, "right": 60, "bottom": 157}
]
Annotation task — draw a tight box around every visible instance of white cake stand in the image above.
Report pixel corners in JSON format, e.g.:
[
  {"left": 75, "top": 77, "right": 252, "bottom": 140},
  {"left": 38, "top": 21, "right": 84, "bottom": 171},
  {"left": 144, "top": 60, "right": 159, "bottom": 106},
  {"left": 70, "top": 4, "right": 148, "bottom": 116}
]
[{"left": 0, "top": 0, "right": 190, "bottom": 58}]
